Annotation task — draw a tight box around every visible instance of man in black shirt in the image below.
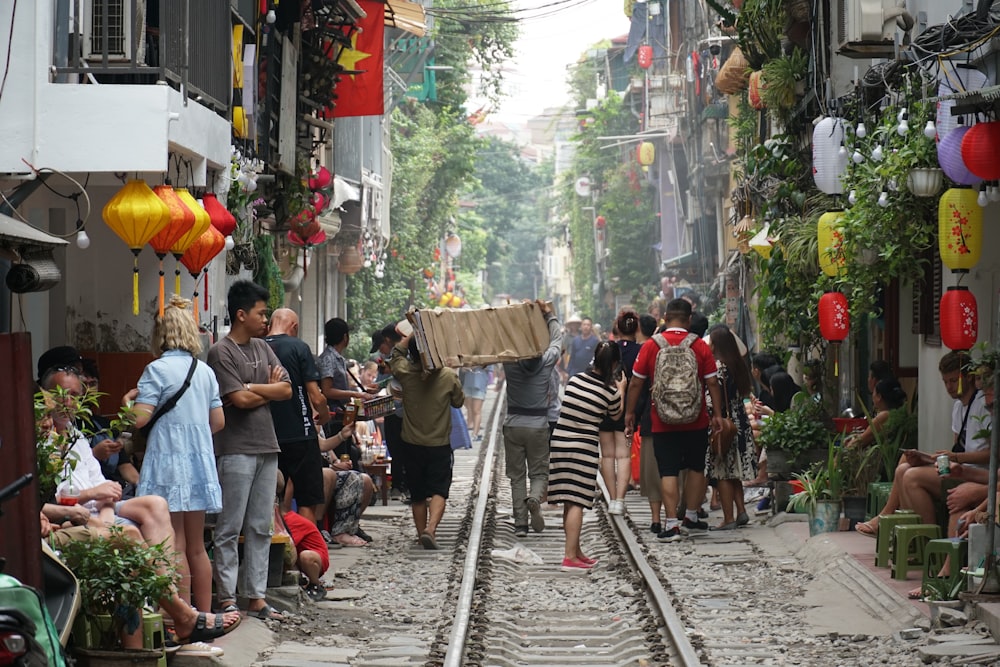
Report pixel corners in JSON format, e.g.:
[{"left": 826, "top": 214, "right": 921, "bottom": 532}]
[{"left": 266, "top": 308, "right": 331, "bottom": 524}]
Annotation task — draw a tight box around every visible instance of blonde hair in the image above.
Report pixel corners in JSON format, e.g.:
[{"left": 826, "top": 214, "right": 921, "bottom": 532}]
[{"left": 151, "top": 295, "right": 202, "bottom": 356}]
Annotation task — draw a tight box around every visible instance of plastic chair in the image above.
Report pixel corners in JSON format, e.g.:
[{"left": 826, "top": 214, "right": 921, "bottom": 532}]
[
  {"left": 920, "top": 538, "right": 968, "bottom": 600},
  {"left": 866, "top": 482, "right": 892, "bottom": 521},
  {"left": 875, "top": 511, "right": 920, "bottom": 568},
  {"left": 892, "top": 523, "right": 942, "bottom": 580}
]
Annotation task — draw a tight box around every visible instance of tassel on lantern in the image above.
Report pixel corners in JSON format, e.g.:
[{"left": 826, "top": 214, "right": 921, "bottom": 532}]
[{"left": 132, "top": 257, "right": 140, "bottom": 316}]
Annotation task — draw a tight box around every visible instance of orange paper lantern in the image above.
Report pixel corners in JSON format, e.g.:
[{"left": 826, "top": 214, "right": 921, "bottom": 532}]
[
  {"left": 170, "top": 189, "right": 211, "bottom": 294},
  {"left": 149, "top": 185, "right": 196, "bottom": 317},
  {"left": 180, "top": 225, "right": 226, "bottom": 320}
]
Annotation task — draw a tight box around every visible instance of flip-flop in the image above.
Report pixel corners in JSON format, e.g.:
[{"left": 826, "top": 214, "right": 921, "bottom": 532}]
[
  {"left": 333, "top": 533, "right": 368, "bottom": 547},
  {"left": 907, "top": 588, "right": 923, "bottom": 600},
  {"left": 710, "top": 522, "right": 738, "bottom": 531},
  {"left": 246, "top": 604, "right": 290, "bottom": 621},
  {"left": 855, "top": 520, "right": 878, "bottom": 537},
  {"left": 176, "top": 611, "right": 241, "bottom": 644},
  {"left": 420, "top": 531, "right": 439, "bottom": 550}
]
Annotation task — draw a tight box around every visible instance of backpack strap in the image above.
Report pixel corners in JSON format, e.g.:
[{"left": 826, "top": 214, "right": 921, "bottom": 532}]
[
  {"left": 679, "top": 333, "right": 699, "bottom": 349},
  {"left": 653, "top": 333, "right": 668, "bottom": 349}
]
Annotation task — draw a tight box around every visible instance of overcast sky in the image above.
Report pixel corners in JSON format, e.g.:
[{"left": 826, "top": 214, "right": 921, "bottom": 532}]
[{"left": 488, "top": 0, "right": 630, "bottom": 124}]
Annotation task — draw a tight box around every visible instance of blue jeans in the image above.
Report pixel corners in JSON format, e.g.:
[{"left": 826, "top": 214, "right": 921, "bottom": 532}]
[{"left": 213, "top": 453, "right": 278, "bottom": 601}]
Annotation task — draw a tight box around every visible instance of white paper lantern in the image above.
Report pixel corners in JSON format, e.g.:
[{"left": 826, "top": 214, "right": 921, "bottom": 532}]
[{"left": 813, "top": 117, "right": 849, "bottom": 195}]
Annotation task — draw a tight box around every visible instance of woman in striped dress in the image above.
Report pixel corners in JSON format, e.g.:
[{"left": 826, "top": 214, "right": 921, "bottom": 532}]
[{"left": 548, "top": 341, "right": 625, "bottom": 571}]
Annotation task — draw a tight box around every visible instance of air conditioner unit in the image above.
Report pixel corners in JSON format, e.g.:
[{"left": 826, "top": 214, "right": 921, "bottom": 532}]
[
  {"left": 837, "top": 0, "right": 914, "bottom": 58},
  {"left": 81, "top": 0, "right": 133, "bottom": 62}
]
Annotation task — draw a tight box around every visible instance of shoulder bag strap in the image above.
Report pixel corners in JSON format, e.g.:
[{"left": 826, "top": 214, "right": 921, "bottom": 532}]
[{"left": 141, "top": 356, "right": 198, "bottom": 436}]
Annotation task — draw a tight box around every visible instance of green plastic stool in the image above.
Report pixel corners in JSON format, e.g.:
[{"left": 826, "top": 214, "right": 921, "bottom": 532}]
[
  {"left": 866, "top": 482, "right": 893, "bottom": 520},
  {"left": 875, "top": 512, "right": 920, "bottom": 568},
  {"left": 892, "top": 523, "right": 942, "bottom": 580},
  {"left": 921, "top": 538, "right": 968, "bottom": 600}
]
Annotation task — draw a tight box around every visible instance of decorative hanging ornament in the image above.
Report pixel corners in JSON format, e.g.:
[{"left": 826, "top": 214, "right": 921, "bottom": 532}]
[
  {"left": 307, "top": 166, "right": 332, "bottom": 191},
  {"left": 812, "top": 117, "right": 848, "bottom": 195},
  {"left": 287, "top": 228, "right": 327, "bottom": 248},
  {"left": 338, "top": 245, "right": 364, "bottom": 275},
  {"left": 444, "top": 233, "right": 463, "bottom": 258},
  {"left": 148, "top": 185, "right": 196, "bottom": 317},
  {"left": 180, "top": 225, "right": 226, "bottom": 321},
  {"left": 818, "top": 291, "right": 850, "bottom": 376},
  {"left": 817, "top": 210, "right": 846, "bottom": 277},
  {"left": 961, "top": 121, "right": 1000, "bottom": 181},
  {"left": 938, "top": 124, "right": 982, "bottom": 186},
  {"left": 636, "top": 142, "right": 655, "bottom": 171},
  {"left": 102, "top": 179, "right": 172, "bottom": 315},
  {"left": 201, "top": 193, "right": 237, "bottom": 237},
  {"left": 940, "top": 286, "right": 978, "bottom": 351},
  {"left": 170, "top": 189, "right": 211, "bottom": 295},
  {"left": 938, "top": 188, "right": 982, "bottom": 273},
  {"left": 637, "top": 44, "right": 653, "bottom": 70},
  {"left": 748, "top": 71, "right": 765, "bottom": 110}
]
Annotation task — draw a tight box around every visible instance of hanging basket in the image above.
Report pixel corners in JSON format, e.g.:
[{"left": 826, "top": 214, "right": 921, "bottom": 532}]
[
  {"left": 906, "top": 168, "right": 944, "bottom": 198},
  {"left": 716, "top": 47, "right": 750, "bottom": 95}
]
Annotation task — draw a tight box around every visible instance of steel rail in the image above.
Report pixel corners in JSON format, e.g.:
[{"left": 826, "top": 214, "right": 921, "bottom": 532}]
[{"left": 441, "top": 389, "right": 506, "bottom": 667}]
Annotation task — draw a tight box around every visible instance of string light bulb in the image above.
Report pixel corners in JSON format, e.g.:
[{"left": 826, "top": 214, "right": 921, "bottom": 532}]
[
  {"left": 266, "top": 9, "right": 276, "bottom": 23},
  {"left": 852, "top": 149, "right": 865, "bottom": 164},
  {"left": 897, "top": 119, "right": 909, "bottom": 136},
  {"left": 978, "top": 187, "right": 989, "bottom": 207},
  {"left": 991, "top": 182, "right": 1000, "bottom": 202},
  {"left": 224, "top": 235, "right": 235, "bottom": 251},
  {"left": 838, "top": 142, "right": 848, "bottom": 158},
  {"left": 877, "top": 191, "right": 889, "bottom": 207},
  {"left": 923, "top": 120, "right": 937, "bottom": 140},
  {"left": 871, "top": 144, "right": 883, "bottom": 162},
  {"left": 75, "top": 229, "right": 91, "bottom": 249},
  {"left": 856, "top": 122, "right": 867, "bottom": 138},
  {"left": 848, "top": 190, "right": 857, "bottom": 205}
]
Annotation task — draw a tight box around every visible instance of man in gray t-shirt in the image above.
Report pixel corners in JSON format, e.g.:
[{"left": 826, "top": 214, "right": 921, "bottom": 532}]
[{"left": 208, "top": 280, "right": 291, "bottom": 621}]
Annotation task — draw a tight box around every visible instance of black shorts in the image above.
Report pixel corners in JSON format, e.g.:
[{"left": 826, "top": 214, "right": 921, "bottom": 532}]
[
  {"left": 277, "top": 437, "right": 325, "bottom": 507},
  {"left": 400, "top": 441, "right": 453, "bottom": 501},
  {"left": 652, "top": 429, "right": 709, "bottom": 477},
  {"left": 598, "top": 416, "right": 625, "bottom": 432}
]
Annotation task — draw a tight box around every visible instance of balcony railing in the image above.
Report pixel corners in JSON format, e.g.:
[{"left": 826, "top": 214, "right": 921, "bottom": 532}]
[{"left": 53, "top": 0, "right": 232, "bottom": 115}]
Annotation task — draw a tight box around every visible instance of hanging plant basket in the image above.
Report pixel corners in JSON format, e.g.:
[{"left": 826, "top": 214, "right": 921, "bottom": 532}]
[
  {"left": 906, "top": 167, "right": 944, "bottom": 198},
  {"left": 716, "top": 47, "right": 750, "bottom": 95}
]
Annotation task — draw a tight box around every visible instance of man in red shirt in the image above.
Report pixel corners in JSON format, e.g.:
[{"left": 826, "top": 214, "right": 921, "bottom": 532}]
[
  {"left": 282, "top": 508, "right": 331, "bottom": 601},
  {"left": 624, "top": 298, "right": 724, "bottom": 542}
]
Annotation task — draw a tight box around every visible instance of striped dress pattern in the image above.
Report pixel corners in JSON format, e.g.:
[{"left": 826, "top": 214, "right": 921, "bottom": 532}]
[{"left": 547, "top": 371, "right": 622, "bottom": 509}]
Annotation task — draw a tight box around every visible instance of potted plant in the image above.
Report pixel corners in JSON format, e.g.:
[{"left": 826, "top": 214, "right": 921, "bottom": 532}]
[
  {"left": 838, "top": 441, "right": 881, "bottom": 528},
  {"left": 756, "top": 399, "right": 833, "bottom": 477},
  {"left": 59, "top": 526, "right": 178, "bottom": 665},
  {"left": 786, "top": 460, "right": 842, "bottom": 537}
]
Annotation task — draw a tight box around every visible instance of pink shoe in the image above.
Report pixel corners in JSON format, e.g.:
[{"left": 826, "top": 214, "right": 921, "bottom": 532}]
[
  {"left": 560, "top": 557, "right": 593, "bottom": 572},
  {"left": 578, "top": 555, "right": 598, "bottom": 566}
]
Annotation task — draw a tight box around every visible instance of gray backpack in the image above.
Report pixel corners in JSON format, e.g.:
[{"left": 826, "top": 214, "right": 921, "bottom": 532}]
[{"left": 650, "top": 333, "right": 702, "bottom": 424}]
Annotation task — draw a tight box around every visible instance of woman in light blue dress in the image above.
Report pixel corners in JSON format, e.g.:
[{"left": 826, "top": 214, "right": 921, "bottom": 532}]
[{"left": 124, "top": 294, "right": 224, "bottom": 615}]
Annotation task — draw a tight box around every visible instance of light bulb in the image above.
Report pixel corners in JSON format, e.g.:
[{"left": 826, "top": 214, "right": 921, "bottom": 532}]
[
  {"left": 75, "top": 230, "right": 90, "bottom": 249},
  {"left": 363, "top": 259, "right": 372, "bottom": 268},
  {"left": 897, "top": 107, "right": 908, "bottom": 123},
  {"left": 847, "top": 190, "right": 857, "bottom": 205},
  {"left": 852, "top": 149, "right": 865, "bottom": 164},
  {"left": 856, "top": 122, "right": 867, "bottom": 138},
  {"left": 266, "top": 9, "right": 276, "bottom": 23},
  {"left": 923, "top": 120, "right": 937, "bottom": 140},
  {"left": 224, "top": 235, "right": 235, "bottom": 251},
  {"left": 897, "top": 120, "right": 909, "bottom": 136},
  {"left": 978, "top": 188, "right": 989, "bottom": 207},
  {"left": 991, "top": 184, "right": 1000, "bottom": 202},
  {"left": 877, "top": 191, "right": 889, "bottom": 207},
  {"left": 871, "top": 145, "right": 883, "bottom": 162},
  {"left": 838, "top": 144, "right": 848, "bottom": 158}
]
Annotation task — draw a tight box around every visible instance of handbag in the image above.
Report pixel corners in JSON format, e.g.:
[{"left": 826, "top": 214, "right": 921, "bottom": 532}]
[
  {"left": 130, "top": 356, "right": 198, "bottom": 453},
  {"left": 711, "top": 374, "right": 739, "bottom": 459}
]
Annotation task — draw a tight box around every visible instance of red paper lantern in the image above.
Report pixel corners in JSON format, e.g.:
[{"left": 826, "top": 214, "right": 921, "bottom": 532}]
[
  {"left": 595, "top": 215, "right": 606, "bottom": 229},
  {"left": 940, "top": 286, "right": 978, "bottom": 350},
  {"left": 961, "top": 121, "right": 1000, "bottom": 181},
  {"left": 201, "top": 193, "right": 237, "bottom": 237},
  {"left": 308, "top": 166, "right": 332, "bottom": 191},
  {"left": 818, "top": 292, "right": 849, "bottom": 342},
  {"left": 637, "top": 45, "right": 653, "bottom": 69}
]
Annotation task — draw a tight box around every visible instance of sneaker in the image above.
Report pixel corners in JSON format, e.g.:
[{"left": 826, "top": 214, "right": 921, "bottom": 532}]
[
  {"left": 304, "top": 582, "right": 327, "bottom": 602},
  {"left": 560, "top": 557, "right": 594, "bottom": 572},
  {"left": 578, "top": 554, "right": 598, "bottom": 566},
  {"left": 177, "top": 642, "right": 224, "bottom": 658},
  {"left": 697, "top": 506, "right": 709, "bottom": 519},
  {"left": 526, "top": 497, "right": 545, "bottom": 533},
  {"left": 681, "top": 517, "right": 709, "bottom": 532},
  {"left": 607, "top": 499, "right": 624, "bottom": 515},
  {"left": 657, "top": 526, "right": 684, "bottom": 542},
  {"left": 649, "top": 522, "right": 662, "bottom": 534},
  {"left": 514, "top": 525, "right": 528, "bottom": 538}
]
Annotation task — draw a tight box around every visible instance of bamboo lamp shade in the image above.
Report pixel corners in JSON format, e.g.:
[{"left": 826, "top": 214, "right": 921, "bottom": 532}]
[
  {"left": 715, "top": 47, "right": 749, "bottom": 95},
  {"left": 940, "top": 286, "right": 978, "bottom": 351},
  {"left": 817, "top": 210, "right": 846, "bottom": 277},
  {"left": 938, "top": 188, "right": 982, "bottom": 273}
]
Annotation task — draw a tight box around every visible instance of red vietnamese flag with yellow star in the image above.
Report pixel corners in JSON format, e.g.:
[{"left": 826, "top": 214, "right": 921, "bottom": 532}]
[{"left": 329, "top": 0, "right": 384, "bottom": 117}]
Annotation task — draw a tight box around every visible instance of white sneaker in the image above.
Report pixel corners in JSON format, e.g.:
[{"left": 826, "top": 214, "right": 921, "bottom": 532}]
[
  {"left": 608, "top": 499, "right": 624, "bottom": 515},
  {"left": 177, "top": 641, "right": 224, "bottom": 657}
]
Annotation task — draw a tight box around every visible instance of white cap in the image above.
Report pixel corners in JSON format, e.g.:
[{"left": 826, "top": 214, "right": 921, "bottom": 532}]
[{"left": 396, "top": 319, "right": 413, "bottom": 337}]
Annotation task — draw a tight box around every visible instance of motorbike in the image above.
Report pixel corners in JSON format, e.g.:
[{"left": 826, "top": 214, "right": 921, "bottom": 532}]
[{"left": 0, "top": 473, "right": 79, "bottom": 667}]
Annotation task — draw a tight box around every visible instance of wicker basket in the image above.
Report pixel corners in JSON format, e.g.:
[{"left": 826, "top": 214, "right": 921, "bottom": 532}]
[
  {"left": 716, "top": 47, "right": 750, "bottom": 95},
  {"left": 360, "top": 395, "right": 395, "bottom": 419}
]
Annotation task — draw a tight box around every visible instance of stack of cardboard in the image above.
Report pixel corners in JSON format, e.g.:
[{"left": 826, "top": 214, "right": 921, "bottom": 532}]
[{"left": 408, "top": 302, "right": 551, "bottom": 369}]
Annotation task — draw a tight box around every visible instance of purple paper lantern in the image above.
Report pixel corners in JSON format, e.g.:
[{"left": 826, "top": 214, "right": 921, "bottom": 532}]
[{"left": 939, "top": 125, "right": 982, "bottom": 186}]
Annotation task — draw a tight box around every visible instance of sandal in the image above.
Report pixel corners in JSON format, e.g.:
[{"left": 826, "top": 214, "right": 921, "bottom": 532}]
[
  {"left": 333, "top": 533, "right": 368, "bottom": 547},
  {"left": 420, "top": 531, "right": 439, "bottom": 550},
  {"left": 855, "top": 519, "right": 878, "bottom": 537},
  {"left": 175, "top": 611, "right": 241, "bottom": 644},
  {"left": 246, "top": 604, "right": 289, "bottom": 621},
  {"left": 710, "top": 522, "right": 738, "bottom": 531},
  {"left": 907, "top": 588, "right": 923, "bottom": 600}
]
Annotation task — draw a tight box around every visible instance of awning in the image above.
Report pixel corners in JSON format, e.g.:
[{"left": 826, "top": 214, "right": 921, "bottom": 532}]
[
  {"left": 0, "top": 212, "right": 69, "bottom": 250},
  {"left": 385, "top": 0, "right": 426, "bottom": 37}
]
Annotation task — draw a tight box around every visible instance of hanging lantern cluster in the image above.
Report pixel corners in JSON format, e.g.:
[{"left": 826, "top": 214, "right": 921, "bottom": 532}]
[
  {"left": 812, "top": 117, "right": 848, "bottom": 195},
  {"left": 288, "top": 165, "right": 335, "bottom": 249},
  {"left": 818, "top": 291, "right": 849, "bottom": 375},
  {"left": 817, "top": 210, "right": 846, "bottom": 277}
]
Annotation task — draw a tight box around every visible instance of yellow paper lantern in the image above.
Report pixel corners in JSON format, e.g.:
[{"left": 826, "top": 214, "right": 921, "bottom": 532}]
[
  {"left": 817, "top": 210, "right": 846, "bottom": 277},
  {"left": 938, "top": 187, "right": 982, "bottom": 273},
  {"left": 637, "top": 141, "right": 655, "bottom": 171},
  {"left": 102, "top": 180, "right": 172, "bottom": 314},
  {"left": 170, "top": 189, "right": 212, "bottom": 294}
]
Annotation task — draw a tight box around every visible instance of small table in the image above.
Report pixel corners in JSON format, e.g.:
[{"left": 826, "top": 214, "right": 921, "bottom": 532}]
[{"left": 364, "top": 461, "right": 390, "bottom": 506}]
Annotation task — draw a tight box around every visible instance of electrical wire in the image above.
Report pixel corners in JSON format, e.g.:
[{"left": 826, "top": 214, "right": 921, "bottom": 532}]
[
  {"left": 0, "top": 0, "right": 16, "bottom": 108},
  {"left": 1, "top": 164, "right": 93, "bottom": 240}
]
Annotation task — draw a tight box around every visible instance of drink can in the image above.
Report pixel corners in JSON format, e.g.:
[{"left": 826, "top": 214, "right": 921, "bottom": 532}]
[
  {"left": 343, "top": 402, "right": 357, "bottom": 427},
  {"left": 936, "top": 454, "right": 950, "bottom": 476}
]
